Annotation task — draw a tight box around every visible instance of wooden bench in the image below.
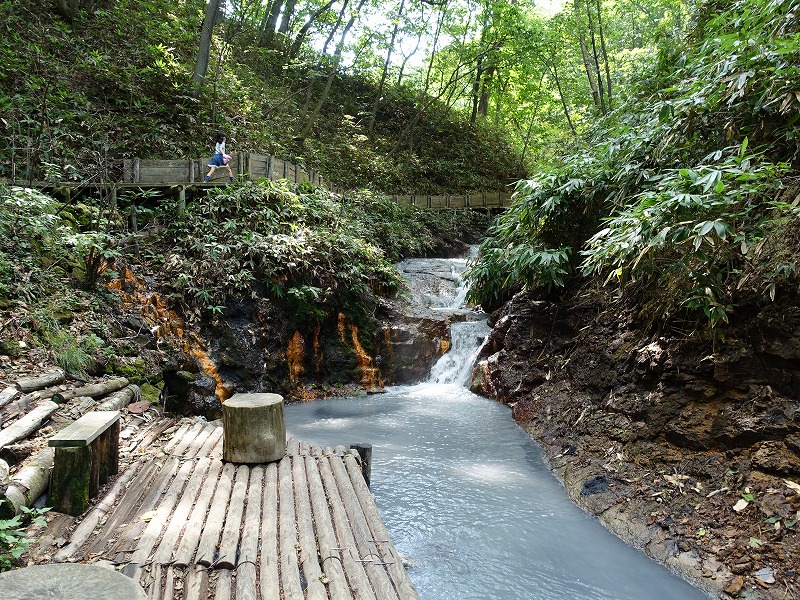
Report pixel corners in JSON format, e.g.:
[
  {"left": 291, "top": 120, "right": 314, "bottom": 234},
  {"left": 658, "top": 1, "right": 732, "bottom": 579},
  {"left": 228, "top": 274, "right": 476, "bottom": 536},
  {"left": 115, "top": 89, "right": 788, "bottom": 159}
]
[{"left": 48, "top": 411, "right": 121, "bottom": 515}]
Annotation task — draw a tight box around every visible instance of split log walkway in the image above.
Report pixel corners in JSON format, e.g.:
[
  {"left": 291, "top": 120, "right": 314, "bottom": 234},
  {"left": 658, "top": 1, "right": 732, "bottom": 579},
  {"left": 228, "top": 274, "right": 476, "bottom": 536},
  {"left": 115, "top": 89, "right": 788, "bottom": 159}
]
[{"left": 50, "top": 420, "right": 420, "bottom": 600}]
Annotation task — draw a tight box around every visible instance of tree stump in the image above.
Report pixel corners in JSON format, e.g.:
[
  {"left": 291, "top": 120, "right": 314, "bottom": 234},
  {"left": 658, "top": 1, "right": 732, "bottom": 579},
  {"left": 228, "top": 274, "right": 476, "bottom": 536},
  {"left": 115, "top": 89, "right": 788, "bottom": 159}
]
[
  {"left": 222, "top": 393, "right": 286, "bottom": 463},
  {"left": 0, "top": 563, "right": 147, "bottom": 599}
]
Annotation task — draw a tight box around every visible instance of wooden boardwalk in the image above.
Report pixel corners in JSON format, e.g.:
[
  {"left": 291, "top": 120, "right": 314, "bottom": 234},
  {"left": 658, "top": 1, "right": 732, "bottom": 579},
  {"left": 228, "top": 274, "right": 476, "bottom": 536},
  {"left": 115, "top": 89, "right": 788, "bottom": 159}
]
[
  {"left": 4, "top": 151, "right": 512, "bottom": 209},
  {"left": 47, "top": 420, "right": 420, "bottom": 600}
]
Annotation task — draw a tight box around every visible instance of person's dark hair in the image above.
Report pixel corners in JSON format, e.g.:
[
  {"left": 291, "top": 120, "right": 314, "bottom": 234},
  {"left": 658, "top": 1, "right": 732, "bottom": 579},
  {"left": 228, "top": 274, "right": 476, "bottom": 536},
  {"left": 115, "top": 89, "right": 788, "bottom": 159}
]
[{"left": 215, "top": 132, "right": 226, "bottom": 143}]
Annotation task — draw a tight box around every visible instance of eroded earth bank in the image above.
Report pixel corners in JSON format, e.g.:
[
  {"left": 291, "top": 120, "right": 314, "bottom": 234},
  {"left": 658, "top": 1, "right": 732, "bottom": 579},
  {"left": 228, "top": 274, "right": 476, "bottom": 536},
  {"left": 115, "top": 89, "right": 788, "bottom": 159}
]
[{"left": 470, "top": 287, "right": 800, "bottom": 599}]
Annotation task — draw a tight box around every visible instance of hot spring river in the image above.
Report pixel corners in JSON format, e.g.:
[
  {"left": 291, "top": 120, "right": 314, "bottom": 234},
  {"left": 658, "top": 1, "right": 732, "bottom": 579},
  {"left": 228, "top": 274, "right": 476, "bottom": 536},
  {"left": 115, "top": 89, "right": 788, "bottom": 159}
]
[{"left": 286, "top": 257, "right": 707, "bottom": 600}]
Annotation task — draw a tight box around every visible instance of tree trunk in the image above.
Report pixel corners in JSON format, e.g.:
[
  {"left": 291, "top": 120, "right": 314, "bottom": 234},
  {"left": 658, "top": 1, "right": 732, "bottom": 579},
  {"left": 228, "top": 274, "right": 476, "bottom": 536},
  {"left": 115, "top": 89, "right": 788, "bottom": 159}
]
[
  {"left": 97, "top": 385, "right": 139, "bottom": 411},
  {"left": 260, "top": 0, "right": 283, "bottom": 47},
  {"left": 596, "top": 0, "right": 612, "bottom": 110},
  {"left": 192, "top": 0, "right": 222, "bottom": 94},
  {"left": 288, "top": 0, "right": 338, "bottom": 59},
  {"left": 298, "top": 0, "right": 366, "bottom": 141},
  {"left": 222, "top": 393, "right": 286, "bottom": 463},
  {"left": 579, "top": 34, "right": 600, "bottom": 107},
  {"left": 368, "top": 0, "right": 406, "bottom": 137},
  {"left": 548, "top": 60, "right": 576, "bottom": 134},
  {"left": 584, "top": 0, "right": 606, "bottom": 114},
  {"left": 278, "top": 0, "right": 297, "bottom": 34}
]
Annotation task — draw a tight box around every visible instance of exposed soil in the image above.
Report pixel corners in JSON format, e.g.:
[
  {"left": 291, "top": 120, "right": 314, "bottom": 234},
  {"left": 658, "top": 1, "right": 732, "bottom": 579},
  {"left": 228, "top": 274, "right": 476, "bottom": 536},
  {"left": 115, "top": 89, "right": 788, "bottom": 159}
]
[{"left": 470, "top": 286, "right": 800, "bottom": 599}]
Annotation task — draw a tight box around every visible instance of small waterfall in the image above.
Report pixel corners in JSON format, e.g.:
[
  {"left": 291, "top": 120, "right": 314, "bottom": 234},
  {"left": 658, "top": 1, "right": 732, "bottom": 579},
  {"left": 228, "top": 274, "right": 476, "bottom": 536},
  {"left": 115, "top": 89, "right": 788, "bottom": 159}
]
[
  {"left": 396, "top": 251, "right": 489, "bottom": 387},
  {"left": 427, "top": 319, "right": 489, "bottom": 385}
]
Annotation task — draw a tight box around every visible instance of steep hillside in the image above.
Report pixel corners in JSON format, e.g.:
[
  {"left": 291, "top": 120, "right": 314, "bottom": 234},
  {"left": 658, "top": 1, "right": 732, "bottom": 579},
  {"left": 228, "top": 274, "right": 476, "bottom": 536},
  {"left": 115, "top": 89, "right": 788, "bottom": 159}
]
[{"left": 0, "top": 0, "right": 521, "bottom": 193}]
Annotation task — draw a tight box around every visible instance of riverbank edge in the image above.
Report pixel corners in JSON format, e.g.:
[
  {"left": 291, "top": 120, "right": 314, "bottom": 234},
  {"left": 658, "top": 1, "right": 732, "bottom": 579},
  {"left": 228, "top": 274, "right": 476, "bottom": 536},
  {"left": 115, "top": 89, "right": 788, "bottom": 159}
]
[{"left": 524, "top": 423, "right": 728, "bottom": 599}]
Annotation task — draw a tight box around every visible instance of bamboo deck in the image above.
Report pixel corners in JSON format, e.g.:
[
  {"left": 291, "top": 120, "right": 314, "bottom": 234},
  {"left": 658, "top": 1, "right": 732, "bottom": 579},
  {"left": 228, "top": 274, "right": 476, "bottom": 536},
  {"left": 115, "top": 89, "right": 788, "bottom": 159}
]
[{"left": 47, "top": 419, "right": 420, "bottom": 600}]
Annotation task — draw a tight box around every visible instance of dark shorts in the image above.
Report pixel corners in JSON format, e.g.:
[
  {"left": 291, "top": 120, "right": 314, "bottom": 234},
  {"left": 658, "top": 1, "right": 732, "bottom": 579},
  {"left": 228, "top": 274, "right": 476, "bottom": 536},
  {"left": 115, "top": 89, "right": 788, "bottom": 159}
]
[{"left": 208, "top": 153, "right": 227, "bottom": 167}]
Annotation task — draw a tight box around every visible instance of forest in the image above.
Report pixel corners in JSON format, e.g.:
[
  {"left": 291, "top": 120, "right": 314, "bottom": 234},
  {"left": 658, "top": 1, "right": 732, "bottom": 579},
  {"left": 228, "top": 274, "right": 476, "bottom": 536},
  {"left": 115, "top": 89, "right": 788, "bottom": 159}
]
[{"left": 1, "top": 0, "right": 800, "bottom": 597}]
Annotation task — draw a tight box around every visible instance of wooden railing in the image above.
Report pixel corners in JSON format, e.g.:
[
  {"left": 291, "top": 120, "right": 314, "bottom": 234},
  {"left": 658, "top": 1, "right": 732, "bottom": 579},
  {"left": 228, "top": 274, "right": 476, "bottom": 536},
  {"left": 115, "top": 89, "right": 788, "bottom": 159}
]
[
  {"left": 4, "top": 151, "right": 512, "bottom": 209},
  {"left": 389, "top": 192, "right": 512, "bottom": 209},
  {"left": 122, "top": 153, "right": 323, "bottom": 187}
]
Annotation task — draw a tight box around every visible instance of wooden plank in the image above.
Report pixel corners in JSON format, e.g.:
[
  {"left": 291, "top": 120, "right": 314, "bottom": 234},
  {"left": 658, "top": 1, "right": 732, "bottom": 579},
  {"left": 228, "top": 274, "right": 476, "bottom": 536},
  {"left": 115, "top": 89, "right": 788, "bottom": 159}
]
[
  {"left": 0, "top": 401, "right": 59, "bottom": 449},
  {"left": 168, "top": 422, "right": 205, "bottom": 457},
  {"left": 195, "top": 462, "right": 236, "bottom": 566},
  {"left": 292, "top": 456, "right": 328, "bottom": 600},
  {"left": 318, "top": 456, "right": 377, "bottom": 600},
  {"left": 238, "top": 466, "right": 263, "bottom": 565},
  {"left": 151, "top": 457, "right": 211, "bottom": 564},
  {"left": 147, "top": 565, "right": 163, "bottom": 600},
  {"left": 54, "top": 458, "right": 145, "bottom": 562},
  {"left": 430, "top": 195, "right": 447, "bottom": 209},
  {"left": 394, "top": 195, "right": 413, "bottom": 206},
  {"left": 259, "top": 462, "right": 280, "bottom": 599},
  {"left": 122, "top": 418, "right": 175, "bottom": 457},
  {"left": 161, "top": 422, "right": 191, "bottom": 454},
  {"left": 344, "top": 454, "right": 421, "bottom": 599},
  {"left": 183, "top": 564, "right": 209, "bottom": 600},
  {"left": 278, "top": 456, "right": 304, "bottom": 600},
  {"left": 196, "top": 424, "right": 222, "bottom": 458},
  {"left": 48, "top": 411, "right": 120, "bottom": 447},
  {"left": 236, "top": 563, "right": 257, "bottom": 600},
  {"left": 215, "top": 569, "right": 233, "bottom": 600},
  {"left": 485, "top": 191, "right": 501, "bottom": 207},
  {"left": 181, "top": 424, "right": 213, "bottom": 456},
  {"left": 86, "top": 458, "right": 170, "bottom": 559},
  {"left": 171, "top": 458, "right": 223, "bottom": 567},
  {"left": 305, "top": 456, "right": 351, "bottom": 600},
  {"left": 330, "top": 454, "right": 399, "bottom": 599},
  {"left": 216, "top": 465, "right": 249, "bottom": 569},
  {"left": 450, "top": 195, "right": 467, "bottom": 209},
  {"left": 287, "top": 436, "right": 300, "bottom": 456},
  {"left": 162, "top": 567, "right": 175, "bottom": 600},
  {"left": 127, "top": 459, "right": 194, "bottom": 570}
]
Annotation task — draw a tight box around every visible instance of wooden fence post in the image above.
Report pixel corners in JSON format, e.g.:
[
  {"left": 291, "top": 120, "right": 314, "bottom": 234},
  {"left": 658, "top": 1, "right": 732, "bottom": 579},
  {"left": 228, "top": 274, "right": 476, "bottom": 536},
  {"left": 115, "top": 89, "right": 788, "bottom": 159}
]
[{"left": 133, "top": 158, "right": 140, "bottom": 184}]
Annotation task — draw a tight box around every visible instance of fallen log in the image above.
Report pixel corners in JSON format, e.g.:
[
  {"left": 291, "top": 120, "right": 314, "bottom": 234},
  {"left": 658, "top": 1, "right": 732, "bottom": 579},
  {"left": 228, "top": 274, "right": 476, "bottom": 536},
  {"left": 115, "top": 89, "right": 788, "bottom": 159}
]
[
  {"left": 52, "top": 377, "right": 128, "bottom": 404},
  {"left": 0, "top": 447, "right": 54, "bottom": 517},
  {"left": 97, "top": 384, "right": 140, "bottom": 411},
  {"left": 0, "top": 386, "right": 19, "bottom": 409},
  {"left": 0, "top": 440, "right": 38, "bottom": 466},
  {"left": 0, "top": 392, "right": 38, "bottom": 421},
  {"left": 16, "top": 369, "right": 65, "bottom": 393},
  {"left": 0, "top": 401, "right": 59, "bottom": 449}
]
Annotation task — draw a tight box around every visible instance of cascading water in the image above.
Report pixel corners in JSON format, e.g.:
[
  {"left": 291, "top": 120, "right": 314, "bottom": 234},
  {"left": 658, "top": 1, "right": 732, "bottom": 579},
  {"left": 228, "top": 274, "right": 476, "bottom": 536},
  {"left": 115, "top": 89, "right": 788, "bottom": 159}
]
[
  {"left": 285, "top": 255, "right": 707, "bottom": 600},
  {"left": 427, "top": 320, "right": 489, "bottom": 385}
]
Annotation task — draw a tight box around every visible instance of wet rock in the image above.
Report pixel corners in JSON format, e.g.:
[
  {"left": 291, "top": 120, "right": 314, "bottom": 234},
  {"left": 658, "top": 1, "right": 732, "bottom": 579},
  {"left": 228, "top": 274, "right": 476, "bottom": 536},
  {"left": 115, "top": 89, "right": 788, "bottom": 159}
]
[
  {"left": 580, "top": 475, "right": 609, "bottom": 496},
  {"left": 754, "top": 566, "right": 776, "bottom": 585}
]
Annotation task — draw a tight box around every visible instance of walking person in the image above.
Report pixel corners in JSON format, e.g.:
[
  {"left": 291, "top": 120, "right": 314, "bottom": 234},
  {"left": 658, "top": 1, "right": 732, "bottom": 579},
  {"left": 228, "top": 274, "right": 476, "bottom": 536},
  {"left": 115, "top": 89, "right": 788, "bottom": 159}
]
[{"left": 204, "top": 132, "right": 234, "bottom": 182}]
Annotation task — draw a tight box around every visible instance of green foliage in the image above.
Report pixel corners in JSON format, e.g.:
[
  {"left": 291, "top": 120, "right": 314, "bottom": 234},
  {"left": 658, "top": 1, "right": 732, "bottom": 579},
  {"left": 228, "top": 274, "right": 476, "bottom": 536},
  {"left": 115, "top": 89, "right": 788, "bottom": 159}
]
[
  {"left": 0, "top": 502, "right": 49, "bottom": 572},
  {"left": 160, "top": 180, "right": 484, "bottom": 325},
  {"left": 466, "top": 0, "right": 800, "bottom": 330},
  {"left": 582, "top": 145, "right": 788, "bottom": 326}
]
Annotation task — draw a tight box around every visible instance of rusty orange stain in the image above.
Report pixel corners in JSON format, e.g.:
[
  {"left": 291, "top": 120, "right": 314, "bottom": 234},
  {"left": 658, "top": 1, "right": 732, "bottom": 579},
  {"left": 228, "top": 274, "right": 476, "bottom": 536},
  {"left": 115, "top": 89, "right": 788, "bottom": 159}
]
[
  {"left": 107, "top": 264, "right": 230, "bottom": 401},
  {"left": 286, "top": 330, "right": 305, "bottom": 384},
  {"left": 312, "top": 324, "right": 323, "bottom": 373},
  {"left": 349, "top": 323, "right": 383, "bottom": 389}
]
